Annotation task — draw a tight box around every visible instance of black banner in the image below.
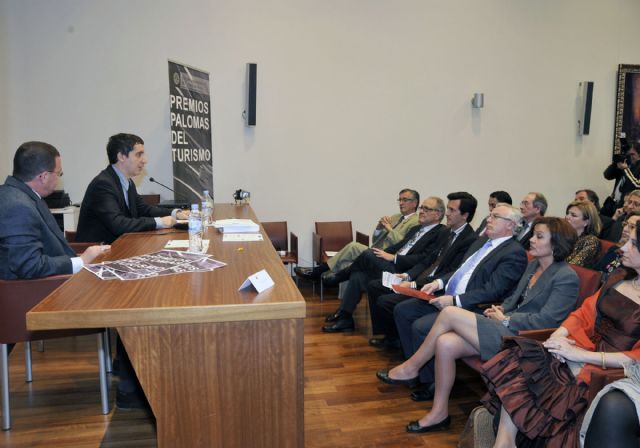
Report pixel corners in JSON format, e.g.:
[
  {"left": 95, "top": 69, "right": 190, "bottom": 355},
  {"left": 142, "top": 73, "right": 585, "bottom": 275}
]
[{"left": 168, "top": 60, "right": 213, "bottom": 204}]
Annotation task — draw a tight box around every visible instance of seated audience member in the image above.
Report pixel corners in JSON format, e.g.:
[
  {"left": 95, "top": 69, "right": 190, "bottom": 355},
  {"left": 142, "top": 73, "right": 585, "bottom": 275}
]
[
  {"left": 574, "top": 188, "right": 614, "bottom": 240},
  {"left": 367, "top": 192, "right": 478, "bottom": 349},
  {"left": 602, "top": 141, "right": 640, "bottom": 216},
  {"left": 296, "top": 189, "right": 419, "bottom": 280},
  {"left": 392, "top": 203, "right": 528, "bottom": 400},
  {"left": 0, "top": 141, "right": 108, "bottom": 280},
  {"left": 606, "top": 189, "right": 640, "bottom": 242},
  {"left": 321, "top": 197, "right": 448, "bottom": 333},
  {"left": 76, "top": 133, "right": 188, "bottom": 244},
  {"left": 376, "top": 217, "right": 579, "bottom": 433},
  {"left": 595, "top": 211, "right": 640, "bottom": 272},
  {"left": 517, "top": 192, "right": 547, "bottom": 249},
  {"left": 475, "top": 190, "right": 512, "bottom": 237},
  {"left": 581, "top": 362, "right": 640, "bottom": 448},
  {"left": 564, "top": 200, "right": 602, "bottom": 268},
  {"left": 480, "top": 229, "right": 640, "bottom": 448}
]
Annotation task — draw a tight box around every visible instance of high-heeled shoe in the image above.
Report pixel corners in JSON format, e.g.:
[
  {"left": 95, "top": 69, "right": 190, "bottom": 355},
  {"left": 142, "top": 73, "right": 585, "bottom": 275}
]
[{"left": 406, "top": 415, "right": 451, "bottom": 433}]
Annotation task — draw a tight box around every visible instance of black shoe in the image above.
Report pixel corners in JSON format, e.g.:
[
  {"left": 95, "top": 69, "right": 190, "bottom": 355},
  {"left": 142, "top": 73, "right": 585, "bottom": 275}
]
[
  {"left": 116, "top": 389, "right": 150, "bottom": 411},
  {"left": 406, "top": 416, "right": 450, "bottom": 433},
  {"left": 325, "top": 309, "right": 345, "bottom": 322},
  {"left": 368, "top": 337, "right": 400, "bottom": 350},
  {"left": 322, "top": 269, "right": 350, "bottom": 287},
  {"left": 410, "top": 383, "right": 435, "bottom": 402},
  {"left": 376, "top": 369, "right": 420, "bottom": 388},
  {"left": 294, "top": 264, "right": 328, "bottom": 280},
  {"left": 321, "top": 316, "right": 355, "bottom": 333}
]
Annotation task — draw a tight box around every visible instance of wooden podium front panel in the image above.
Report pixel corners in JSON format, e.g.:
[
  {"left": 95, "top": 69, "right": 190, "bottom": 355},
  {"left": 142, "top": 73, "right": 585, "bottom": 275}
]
[{"left": 119, "top": 318, "right": 303, "bottom": 448}]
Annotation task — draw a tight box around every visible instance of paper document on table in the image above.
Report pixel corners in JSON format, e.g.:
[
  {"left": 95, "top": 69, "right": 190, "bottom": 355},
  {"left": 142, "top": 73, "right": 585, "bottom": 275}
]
[
  {"left": 84, "top": 249, "right": 226, "bottom": 281},
  {"left": 382, "top": 271, "right": 403, "bottom": 289},
  {"left": 212, "top": 219, "right": 259, "bottom": 233},
  {"left": 165, "top": 240, "right": 210, "bottom": 252},
  {"left": 222, "top": 233, "right": 264, "bottom": 242},
  {"left": 325, "top": 251, "right": 338, "bottom": 257}
]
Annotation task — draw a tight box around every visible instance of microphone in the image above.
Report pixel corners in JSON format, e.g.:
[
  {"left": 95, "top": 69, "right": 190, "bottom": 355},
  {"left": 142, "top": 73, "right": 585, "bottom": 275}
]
[{"left": 148, "top": 177, "right": 191, "bottom": 204}]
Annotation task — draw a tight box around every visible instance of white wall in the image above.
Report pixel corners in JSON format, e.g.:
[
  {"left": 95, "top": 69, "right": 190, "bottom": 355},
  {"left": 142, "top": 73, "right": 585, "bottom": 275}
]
[{"left": 1, "top": 0, "right": 639, "bottom": 265}]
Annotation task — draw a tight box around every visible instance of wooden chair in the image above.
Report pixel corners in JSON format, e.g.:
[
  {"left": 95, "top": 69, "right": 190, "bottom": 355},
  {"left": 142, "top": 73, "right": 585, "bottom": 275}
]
[
  {"left": 140, "top": 194, "right": 160, "bottom": 206},
  {"left": 262, "top": 221, "right": 298, "bottom": 275},
  {"left": 313, "top": 221, "right": 353, "bottom": 301},
  {"left": 0, "top": 276, "right": 110, "bottom": 430}
]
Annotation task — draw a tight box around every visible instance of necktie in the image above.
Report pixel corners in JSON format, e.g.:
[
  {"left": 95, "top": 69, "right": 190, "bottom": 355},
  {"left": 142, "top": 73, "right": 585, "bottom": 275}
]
[
  {"left": 445, "top": 239, "right": 492, "bottom": 296},
  {"left": 398, "top": 226, "right": 426, "bottom": 255},
  {"left": 418, "top": 231, "right": 455, "bottom": 281}
]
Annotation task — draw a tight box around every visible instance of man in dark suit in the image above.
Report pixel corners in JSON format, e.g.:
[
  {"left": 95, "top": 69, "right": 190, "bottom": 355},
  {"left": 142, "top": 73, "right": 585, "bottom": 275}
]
[
  {"left": 516, "top": 192, "right": 546, "bottom": 249},
  {"left": 76, "top": 133, "right": 188, "bottom": 244},
  {"left": 392, "top": 203, "right": 528, "bottom": 400},
  {"left": 0, "top": 141, "right": 107, "bottom": 280},
  {"left": 76, "top": 133, "right": 189, "bottom": 410},
  {"left": 366, "top": 192, "right": 479, "bottom": 349},
  {"left": 321, "top": 196, "right": 449, "bottom": 333}
]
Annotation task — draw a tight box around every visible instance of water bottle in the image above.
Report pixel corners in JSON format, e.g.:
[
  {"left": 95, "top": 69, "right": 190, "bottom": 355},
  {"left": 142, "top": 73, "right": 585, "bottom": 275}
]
[
  {"left": 201, "top": 200, "right": 211, "bottom": 227},
  {"left": 202, "top": 189, "right": 213, "bottom": 224},
  {"left": 188, "top": 204, "right": 203, "bottom": 253}
]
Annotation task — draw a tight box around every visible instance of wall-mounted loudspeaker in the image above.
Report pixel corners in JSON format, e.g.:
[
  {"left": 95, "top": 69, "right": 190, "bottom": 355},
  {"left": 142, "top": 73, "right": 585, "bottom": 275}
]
[
  {"left": 244, "top": 63, "right": 257, "bottom": 126},
  {"left": 578, "top": 81, "right": 594, "bottom": 136}
]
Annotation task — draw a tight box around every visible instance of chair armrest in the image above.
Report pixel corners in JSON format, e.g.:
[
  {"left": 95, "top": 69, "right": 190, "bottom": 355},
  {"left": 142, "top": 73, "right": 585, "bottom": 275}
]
[
  {"left": 517, "top": 328, "right": 555, "bottom": 341},
  {"left": 356, "top": 231, "right": 370, "bottom": 247}
]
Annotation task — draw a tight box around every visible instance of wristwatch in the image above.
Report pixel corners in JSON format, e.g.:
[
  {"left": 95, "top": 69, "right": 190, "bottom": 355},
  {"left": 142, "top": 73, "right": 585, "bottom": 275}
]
[{"left": 502, "top": 317, "right": 511, "bottom": 328}]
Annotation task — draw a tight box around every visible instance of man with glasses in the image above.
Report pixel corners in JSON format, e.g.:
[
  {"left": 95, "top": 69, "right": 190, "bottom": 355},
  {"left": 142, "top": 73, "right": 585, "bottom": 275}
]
[
  {"left": 385, "top": 203, "right": 527, "bottom": 400},
  {"left": 295, "top": 188, "right": 419, "bottom": 281},
  {"left": 322, "top": 197, "right": 448, "bottom": 333},
  {"left": 366, "top": 192, "right": 479, "bottom": 349},
  {"left": 0, "top": 141, "right": 108, "bottom": 279}
]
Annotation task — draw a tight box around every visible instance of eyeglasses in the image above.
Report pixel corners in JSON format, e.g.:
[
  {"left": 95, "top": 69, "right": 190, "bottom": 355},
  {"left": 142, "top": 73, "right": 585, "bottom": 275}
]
[
  {"left": 487, "top": 213, "right": 512, "bottom": 222},
  {"left": 47, "top": 170, "right": 64, "bottom": 177},
  {"left": 624, "top": 222, "right": 637, "bottom": 230},
  {"left": 397, "top": 198, "right": 416, "bottom": 203},
  {"left": 419, "top": 206, "right": 439, "bottom": 213}
]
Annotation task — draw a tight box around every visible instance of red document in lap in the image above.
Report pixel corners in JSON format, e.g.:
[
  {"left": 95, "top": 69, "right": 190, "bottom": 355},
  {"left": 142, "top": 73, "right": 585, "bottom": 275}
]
[{"left": 391, "top": 285, "right": 436, "bottom": 302}]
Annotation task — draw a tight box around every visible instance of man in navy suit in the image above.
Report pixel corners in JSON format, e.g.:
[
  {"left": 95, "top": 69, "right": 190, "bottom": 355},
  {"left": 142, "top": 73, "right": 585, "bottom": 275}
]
[
  {"left": 391, "top": 203, "right": 528, "bottom": 400},
  {"left": 0, "top": 141, "right": 107, "bottom": 280},
  {"left": 76, "top": 133, "right": 188, "bottom": 244}
]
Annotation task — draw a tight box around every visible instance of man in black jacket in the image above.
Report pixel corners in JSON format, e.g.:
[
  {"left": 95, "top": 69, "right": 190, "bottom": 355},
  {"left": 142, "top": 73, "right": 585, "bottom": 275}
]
[
  {"left": 366, "top": 192, "right": 478, "bottom": 349},
  {"left": 321, "top": 196, "right": 449, "bottom": 333},
  {"left": 76, "top": 133, "right": 188, "bottom": 244},
  {"left": 76, "top": 133, "right": 189, "bottom": 410}
]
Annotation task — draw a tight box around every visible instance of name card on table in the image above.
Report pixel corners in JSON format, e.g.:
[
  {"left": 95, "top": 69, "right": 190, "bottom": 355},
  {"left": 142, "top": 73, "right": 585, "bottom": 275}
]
[{"left": 239, "top": 269, "right": 275, "bottom": 293}]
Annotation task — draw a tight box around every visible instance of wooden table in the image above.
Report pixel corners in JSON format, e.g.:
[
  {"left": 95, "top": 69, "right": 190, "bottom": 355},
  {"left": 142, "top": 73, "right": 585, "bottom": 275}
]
[{"left": 27, "top": 204, "right": 305, "bottom": 448}]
